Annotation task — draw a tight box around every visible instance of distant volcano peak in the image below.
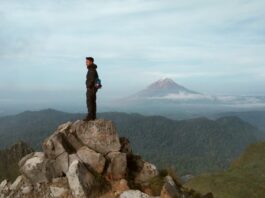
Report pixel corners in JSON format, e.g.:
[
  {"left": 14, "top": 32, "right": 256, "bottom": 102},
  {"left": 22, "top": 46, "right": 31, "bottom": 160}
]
[
  {"left": 148, "top": 78, "right": 179, "bottom": 89},
  {"left": 130, "top": 78, "right": 199, "bottom": 99}
]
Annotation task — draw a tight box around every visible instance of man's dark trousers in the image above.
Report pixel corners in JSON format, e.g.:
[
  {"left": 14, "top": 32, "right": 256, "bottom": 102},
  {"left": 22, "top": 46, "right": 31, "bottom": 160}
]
[{"left": 86, "top": 87, "right": 97, "bottom": 119}]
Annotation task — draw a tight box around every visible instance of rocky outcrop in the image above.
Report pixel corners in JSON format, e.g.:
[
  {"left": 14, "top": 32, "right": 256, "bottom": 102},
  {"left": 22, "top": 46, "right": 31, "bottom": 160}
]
[
  {"left": 120, "top": 190, "right": 157, "bottom": 198},
  {"left": 0, "top": 119, "right": 213, "bottom": 198}
]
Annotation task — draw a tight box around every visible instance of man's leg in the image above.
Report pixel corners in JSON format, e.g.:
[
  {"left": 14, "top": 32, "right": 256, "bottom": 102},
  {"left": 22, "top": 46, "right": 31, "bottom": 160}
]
[
  {"left": 84, "top": 88, "right": 97, "bottom": 121},
  {"left": 88, "top": 88, "right": 97, "bottom": 120},
  {"left": 85, "top": 89, "right": 90, "bottom": 119}
]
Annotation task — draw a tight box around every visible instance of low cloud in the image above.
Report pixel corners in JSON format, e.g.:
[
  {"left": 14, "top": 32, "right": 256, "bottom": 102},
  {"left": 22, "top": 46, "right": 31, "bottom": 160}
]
[
  {"left": 146, "top": 93, "right": 265, "bottom": 107},
  {"left": 147, "top": 92, "right": 213, "bottom": 100}
]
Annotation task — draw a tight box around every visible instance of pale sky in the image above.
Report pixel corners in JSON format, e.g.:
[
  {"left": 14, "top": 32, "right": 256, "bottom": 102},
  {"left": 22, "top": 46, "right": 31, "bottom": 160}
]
[{"left": 0, "top": 0, "right": 265, "bottom": 111}]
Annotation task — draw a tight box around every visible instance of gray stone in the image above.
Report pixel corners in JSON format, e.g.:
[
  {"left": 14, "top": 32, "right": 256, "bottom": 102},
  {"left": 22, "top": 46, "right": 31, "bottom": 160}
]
[
  {"left": 21, "top": 185, "right": 33, "bottom": 194},
  {"left": 0, "top": 179, "right": 7, "bottom": 190},
  {"left": 120, "top": 190, "right": 157, "bottom": 198},
  {"left": 119, "top": 137, "right": 132, "bottom": 154},
  {"left": 19, "top": 152, "right": 49, "bottom": 184},
  {"left": 19, "top": 152, "right": 61, "bottom": 184},
  {"left": 69, "top": 153, "right": 80, "bottom": 165},
  {"left": 135, "top": 161, "right": 158, "bottom": 185},
  {"left": 42, "top": 132, "right": 76, "bottom": 159},
  {"left": 67, "top": 133, "right": 84, "bottom": 150},
  {"left": 18, "top": 152, "right": 36, "bottom": 168},
  {"left": 10, "top": 175, "right": 23, "bottom": 191},
  {"left": 66, "top": 160, "right": 95, "bottom": 198},
  {"left": 57, "top": 121, "right": 72, "bottom": 133},
  {"left": 106, "top": 151, "right": 127, "bottom": 180},
  {"left": 50, "top": 186, "right": 68, "bottom": 197},
  {"left": 0, "top": 179, "right": 8, "bottom": 194},
  {"left": 55, "top": 152, "right": 69, "bottom": 174},
  {"left": 74, "top": 119, "right": 121, "bottom": 154},
  {"left": 70, "top": 120, "right": 83, "bottom": 134},
  {"left": 160, "top": 176, "right": 180, "bottom": 198},
  {"left": 46, "top": 158, "right": 64, "bottom": 179},
  {"left": 77, "top": 146, "right": 106, "bottom": 174}
]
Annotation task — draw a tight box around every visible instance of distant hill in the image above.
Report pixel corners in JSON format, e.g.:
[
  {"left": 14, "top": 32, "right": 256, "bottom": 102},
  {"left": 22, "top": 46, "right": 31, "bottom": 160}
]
[
  {"left": 0, "top": 109, "right": 264, "bottom": 175},
  {"left": 109, "top": 114, "right": 264, "bottom": 175},
  {"left": 0, "top": 109, "right": 83, "bottom": 149},
  {"left": 0, "top": 141, "right": 33, "bottom": 181},
  {"left": 213, "top": 110, "right": 265, "bottom": 131},
  {"left": 185, "top": 140, "right": 265, "bottom": 198}
]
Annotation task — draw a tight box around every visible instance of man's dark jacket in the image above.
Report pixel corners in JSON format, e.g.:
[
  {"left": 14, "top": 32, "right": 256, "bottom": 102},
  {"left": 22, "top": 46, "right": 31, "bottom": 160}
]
[{"left": 86, "top": 63, "right": 98, "bottom": 89}]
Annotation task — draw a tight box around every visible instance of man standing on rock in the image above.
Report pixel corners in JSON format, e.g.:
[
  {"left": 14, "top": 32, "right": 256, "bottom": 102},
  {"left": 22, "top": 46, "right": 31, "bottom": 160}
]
[{"left": 83, "top": 57, "right": 99, "bottom": 121}]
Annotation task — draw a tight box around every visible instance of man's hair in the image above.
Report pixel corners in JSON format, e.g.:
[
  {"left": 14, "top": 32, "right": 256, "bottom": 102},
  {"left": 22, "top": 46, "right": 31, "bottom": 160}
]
[{"left": 86, "top": 57, "right": 94, "bottom": 62}]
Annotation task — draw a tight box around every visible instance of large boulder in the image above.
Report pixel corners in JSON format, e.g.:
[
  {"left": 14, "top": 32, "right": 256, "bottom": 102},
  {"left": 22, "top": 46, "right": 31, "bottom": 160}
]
[
  {"left": 41, "top": 119, "right": 121, "bottom": 176},
  {"left": 73, "top": 119, "right": 121, "bottom": 154},
  {"left": 66, "top": 159, "right": 109, "bottom": 198},
  {"left": 77, "top": 146, "right": 106, "bottom": 174},
  {"left": 42, "top": 131, "right": 76, "bottom": 159},
  {"left": 66, "top": 160, "right": 93, "bottom": 198},
  {"left": 106, "top": 151, "right": 127, "bottom": 180},
  {"left": 19, "top": 152, "right": 61, "bottom": 184}
]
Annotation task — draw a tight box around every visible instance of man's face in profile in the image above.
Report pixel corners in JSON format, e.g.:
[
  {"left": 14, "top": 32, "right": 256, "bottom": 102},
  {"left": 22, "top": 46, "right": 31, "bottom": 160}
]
[{"left": 86, "top": 59, "right": 93, "bottom": 67}]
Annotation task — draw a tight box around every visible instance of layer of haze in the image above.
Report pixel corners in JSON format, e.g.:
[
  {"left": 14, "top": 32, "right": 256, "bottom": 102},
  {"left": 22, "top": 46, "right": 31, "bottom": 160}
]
[{"left": 0, "top": 0, "right": 265, "bottom": 113}]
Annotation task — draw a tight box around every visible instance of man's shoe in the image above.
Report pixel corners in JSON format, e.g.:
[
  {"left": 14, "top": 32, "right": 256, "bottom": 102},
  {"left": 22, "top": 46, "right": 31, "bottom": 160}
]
[
  {"left": 83, "top": 116, "right": 92, "bottom": 121},
  {"left": 83, "top": 116, "right": 96, "bottom": 122}
]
